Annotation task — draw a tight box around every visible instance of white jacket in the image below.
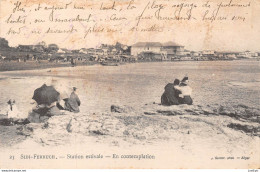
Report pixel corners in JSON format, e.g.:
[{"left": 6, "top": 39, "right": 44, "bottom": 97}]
[
  {"left": 175, "top": 85, "right": 192, "bottom": 97},
  {"left": 3, "top": 104, "right": 21, "bottom": 118}
]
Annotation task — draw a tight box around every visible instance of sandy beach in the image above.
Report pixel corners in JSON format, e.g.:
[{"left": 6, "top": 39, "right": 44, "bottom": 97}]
[{"left": 0, "top": 60, "right": 259, "bottom": 168}]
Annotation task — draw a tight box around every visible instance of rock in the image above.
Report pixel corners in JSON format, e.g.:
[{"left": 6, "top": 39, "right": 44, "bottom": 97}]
[
  {"left": 201, "top": 108, "right": 215, "bottom": 115},
  {"left": 216, "top": 104, "right": 260, "bottom": 123},
  {"left": 217, "top": 105, "right": 236, "bottom": 117},
  {"left": 42, "top": 122, "right": 49, "bottom": 129},
  {"left": 142, "top": 103, "right": 219, "bottom": 116},
  {"left": 16, "top": 125, "right": 33, "bottom": 136},
  {"left": 123, "top": 130, "right": 129, "bottom": 135},
  {"left": 0, "top": 117, "right": 30, "bottom": 126},
  {"left": 90, "top": 130, "right": 105, "bottom": 135},
  {"left": 111, "top": 105, "right": 134, "bottom": 113},
  {"left": 0, "top": 118, "right": 14, "bottom": 126},
  {"left": 156, "top": 110, "right": 183, "bottom": 116},
  {"left": 27, "top": 112, "right": 50, "bottom": 123},
  {"left": 89, "top": 124, "right": 104, "bottom": 135},
  {"left": 66, "top": 119, "right": 73, "bottom": 133},
  {"left": 11, "top": 103, "right": 260, "bottom": 148},
  {"left": 144, "top": 112, "right": 157, "bottom": 115},
  {"left": 227, "top": 123, "right": 260, "bottom": 136},
  {"left": 16, "top": 123, "right": 40, "bottom": 136}
]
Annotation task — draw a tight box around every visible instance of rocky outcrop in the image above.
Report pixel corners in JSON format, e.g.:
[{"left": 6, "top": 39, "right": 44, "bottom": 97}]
[
  {"left": 2, "top": 103, "right": 259, "bottom": 147},
  {"left": 140, "top": 103, "right": 260, "bottom": 137},
  {"left": 111, "top": 105, "right": 135, "bottom": 113},
  {"left": 142, "top": 103, "right": 260, "bottom": 123},
  {"left": 216, "top": 104, "right": 260, "bottom": 123},
  {"left": 0, "top": 117, "right": 29, "bottom": 126},
  {"left": 227, "top": 123, "right": 260, "bottom": 137}
]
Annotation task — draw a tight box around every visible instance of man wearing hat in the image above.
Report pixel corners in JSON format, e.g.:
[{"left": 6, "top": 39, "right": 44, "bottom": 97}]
[{"left": 64, "top": 87, "right": 81, "bottom": 113}]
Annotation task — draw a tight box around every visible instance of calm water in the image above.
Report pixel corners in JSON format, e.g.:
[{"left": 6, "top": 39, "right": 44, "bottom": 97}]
[{"left": 0, "top": 60, "right": 259, "bottom": 117}]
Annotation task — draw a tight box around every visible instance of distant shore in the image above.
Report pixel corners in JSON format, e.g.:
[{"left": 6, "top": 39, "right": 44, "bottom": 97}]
[
  {"left": 0, "top": 60, "right": 98, "bottom": 72},
  {"left": 0, "top": 58, "right": 258, "bottom": 72}
]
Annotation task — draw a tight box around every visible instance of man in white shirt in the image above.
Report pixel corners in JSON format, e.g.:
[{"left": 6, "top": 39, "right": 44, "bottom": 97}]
[{"left": 175, "top": 76, "right": 193, "bottom": 105}]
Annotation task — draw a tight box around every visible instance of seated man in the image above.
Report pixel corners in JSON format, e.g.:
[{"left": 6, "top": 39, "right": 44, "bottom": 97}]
[
  {"left": 65, "top": 87, "right": 81, "bottom": 113},
  {"left": 161, "top": 79, "right": 181, "bottom": 106}
]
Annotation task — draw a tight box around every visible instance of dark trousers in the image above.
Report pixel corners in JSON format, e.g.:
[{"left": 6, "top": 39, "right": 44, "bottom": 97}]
[{"left": 181, "top": 96, "right": 193, "bottom": 105}]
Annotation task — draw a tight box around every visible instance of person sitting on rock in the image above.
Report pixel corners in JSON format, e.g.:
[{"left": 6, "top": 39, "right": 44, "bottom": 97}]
[
  {"left": 0, "top": 99, "right": 30, "bottom": 126},
  {"left": 161, "top": 79, "right": 181, "bottom": 106},
  {"left": 3, "top": 99, "right": 21, "bottom": 119},
  {"left": 175, "top": 76, "right": 193, "bottom": 105},
  {"left": 65, "top": 87, "right": 81, "bottom": 113}
]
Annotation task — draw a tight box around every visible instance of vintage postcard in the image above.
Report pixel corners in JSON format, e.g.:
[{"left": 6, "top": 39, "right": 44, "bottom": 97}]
[{"left": 0, "top": 0, "right": 259, "bottom": 169}]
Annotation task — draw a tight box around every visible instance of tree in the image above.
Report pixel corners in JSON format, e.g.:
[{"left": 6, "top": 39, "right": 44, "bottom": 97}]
[
  {"left": 37, "top": 41, "right": 47, "bottom": 48},
  {"left": 0, "top": 38, "right": 9, "bottom": 48},
  {"left": 47, "top": 44, "right": 59, "bottom": 53}
]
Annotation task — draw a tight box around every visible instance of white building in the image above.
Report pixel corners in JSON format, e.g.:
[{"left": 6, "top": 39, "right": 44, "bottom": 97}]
[
  {"left": 131, "top": 42, "right": 162, "bottom": 56},
  {"left": 131, "top": 42, "right": 184, "bottom": 58},
  {"left": 202, "top": 50, "right": 215, "bottom": 56},
  {"left": 238, "top": 51, "right": 258, "bottom": 58}
]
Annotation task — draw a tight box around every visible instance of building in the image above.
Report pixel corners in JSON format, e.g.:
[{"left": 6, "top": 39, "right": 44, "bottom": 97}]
[
  {"left": 79, "top": 48, "right": 88, "bottom": 54},
  {"left": 101, "top": 47, "right": 109, "bottom": 55},
  {"left": 131, "top": 41, "right": 185, "bottom": 60},
  {"left": 131, "top": 42, "right": 184, "bottom": 60},
  {"left": 131, "top": 42, "right": 162, "bottom": 56},
  {"left": 202, "top": 50, "right": 215, "bottom": 56},
  {"left": 190, "top": 51, "right": 201, "bottom": 57},
  {"left": 17, "top": 45, "right": 34, "bottom": 52},
  {"left": 161, "top": 42, "right": 184, "bottom": 57},
  {"left": 238, "top": 51, "right": 258, "bottom": 58},
  {"left": 48, "top": 44, "right": 59, "bottom": 53},
  {"left": 32, "top": 45, "right": 45, "bottom": 52},
  {"left": 179, "top": 49, "right": 191, "bottom": 57},
  {"left": 95, "top": 49, "right": 104, "bottom": 56},
  {"left": 110, "top": 48, "right": 117, "bottom": 55},
  {"left": 86, "top": 48, "right": 95, "bottom": 55},
  {"left": 216, "top": 51, "right": 239, "bottom": 59}
]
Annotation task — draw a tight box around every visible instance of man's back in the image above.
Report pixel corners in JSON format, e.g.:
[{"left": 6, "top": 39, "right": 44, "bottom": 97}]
[
  {"left": 65, "top": 92, "right": 81, "bottom": 113},
  {"left": 161, "top": 83, "right": 180, "bottom": 105}
]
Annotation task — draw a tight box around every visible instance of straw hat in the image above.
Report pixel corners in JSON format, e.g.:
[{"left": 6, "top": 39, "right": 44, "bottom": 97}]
[
  {"left": 181, "top": 76, "right": 189, "bottom": 85},
  {"left": 7, "top": 99, "right": 15, "bottom": 105}
]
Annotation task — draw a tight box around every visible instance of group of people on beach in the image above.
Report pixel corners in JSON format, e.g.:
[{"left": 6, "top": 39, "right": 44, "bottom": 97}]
[
  {"left": 161, "top": 76, "right": 193, "bottom": 106},
  {"left": 0, "top": 85, "right": 81, "bottom": 123},
  {"left": 1, "top": 75, "right": 192, "bottom": 123},
  {"left": 28, "top": 86, "right": 81, "bottom": 122}
]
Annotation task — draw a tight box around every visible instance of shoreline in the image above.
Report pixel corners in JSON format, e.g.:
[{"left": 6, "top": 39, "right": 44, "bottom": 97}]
[
  {"left": 0, "top": 58, "right": 258, "bottom": 72},
  {"left": 0, "top": 60, "right": 98, "bottom": 72}
]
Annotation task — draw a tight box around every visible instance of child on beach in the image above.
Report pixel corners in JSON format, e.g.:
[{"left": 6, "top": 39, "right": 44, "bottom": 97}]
[{"left": 1, "top": 99, "right": 21, "bottom": 119}]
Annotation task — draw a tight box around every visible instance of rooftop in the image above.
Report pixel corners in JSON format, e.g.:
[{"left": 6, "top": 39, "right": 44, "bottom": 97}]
[
  {"left": 132, "top": 42, "right": 183, "bottom": 47},
  {"left": 162, "top": 41, "right": 183, "bottom": 47},
  {"left": 132, "top": 42, "right": 162, "bottom": 47}
]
